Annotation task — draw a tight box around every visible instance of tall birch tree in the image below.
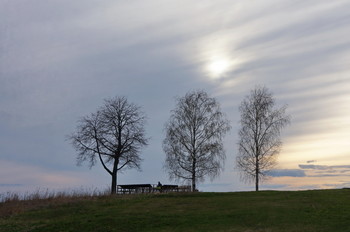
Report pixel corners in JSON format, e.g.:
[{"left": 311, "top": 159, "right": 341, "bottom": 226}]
[
  {"left": 236, "top": 86, "right": 290, "bottom": 191},
  {"left": 163, "top": 90, "right": 231, "bottom": 191}
]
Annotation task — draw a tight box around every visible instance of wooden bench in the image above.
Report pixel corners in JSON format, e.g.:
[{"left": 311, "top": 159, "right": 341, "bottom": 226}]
[
  {"left": 117, "top": 184, "right": 191, "bottom": 194},
  {"left": 160, "top": 184, "right": 178, "bottom": 193},
  {"left": 117, "top": 184, "right": 153, "bottom": 194}
]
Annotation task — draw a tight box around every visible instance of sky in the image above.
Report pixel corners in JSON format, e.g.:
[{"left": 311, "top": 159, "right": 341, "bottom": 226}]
[{"left": 1, "top": 0, "right": 350, "bottom": 193}]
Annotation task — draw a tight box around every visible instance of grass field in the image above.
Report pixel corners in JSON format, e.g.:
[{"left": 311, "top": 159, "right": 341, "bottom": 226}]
[{"left": 1, "top": 189, "right": 350, "bottom": 232}]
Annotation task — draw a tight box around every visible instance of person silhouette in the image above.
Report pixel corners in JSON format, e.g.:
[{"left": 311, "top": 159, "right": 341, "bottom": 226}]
[{"left": 156, "top": 181, "right": 163, "bottom": 192}]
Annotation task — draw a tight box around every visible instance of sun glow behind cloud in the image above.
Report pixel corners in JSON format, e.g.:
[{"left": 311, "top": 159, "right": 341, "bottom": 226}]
[
  {"left": 199, "top": 44, "right": 246, "bottom": 80},
  {"left": 1, "top": 0, "right": 350, "bottom": 193},
  {"left": 206, "top": 58, "right": 230, "bottom": 78}
]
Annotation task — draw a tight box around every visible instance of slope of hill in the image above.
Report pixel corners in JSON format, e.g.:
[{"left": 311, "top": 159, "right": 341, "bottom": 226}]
[{"left": 1, "top": 189, "right": 350, "bottom": 232}]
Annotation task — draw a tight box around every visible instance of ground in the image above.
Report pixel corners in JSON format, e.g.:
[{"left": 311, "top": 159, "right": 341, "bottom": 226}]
[{"left": 1, "top": 189, "right": 350, "bottom": 232}]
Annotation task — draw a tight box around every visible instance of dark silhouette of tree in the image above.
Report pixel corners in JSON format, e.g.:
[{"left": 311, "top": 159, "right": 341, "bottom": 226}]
[
  {"left": 68, "top": 96, "right": 148, "bottom": 194},
  {"left": 163, "top": 90, "right": 231, "bottom": 192},
  {"left": 236, "top": 86, "right": 290, "bottom": 191}
]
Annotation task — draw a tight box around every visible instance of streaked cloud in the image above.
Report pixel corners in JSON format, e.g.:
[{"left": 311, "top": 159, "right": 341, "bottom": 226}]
[
  {"left": 0, "top": 184, "right": 23, "bottom": 187},
  {"left": 0, "top": 160, "right": 108, "bottom": 193},
  {"left": 299, "top": 164, "right": 350, "bottom": 170},
  {"left": 1, "top": 0, "right": 350, "bottom": 192},
  {"left": 307, "top": 160, "right": 317, "bottom": 164},
  {"left": 263, "top": 163, "right": 350, "bottom": 190},
  {"left": 266, "top": 169, "right": 306, "bottom": 177}
]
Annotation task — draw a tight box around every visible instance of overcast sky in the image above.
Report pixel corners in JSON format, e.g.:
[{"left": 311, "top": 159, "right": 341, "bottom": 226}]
[{"left": 1, "top": 0, "right": 350, "bottom": 193}]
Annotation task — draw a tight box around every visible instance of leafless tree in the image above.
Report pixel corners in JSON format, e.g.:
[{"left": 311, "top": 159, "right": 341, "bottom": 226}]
[
  {"left": 68, "top": 96, "right": 148, "bottom": 194},
  {"left": 236, "top": 86, "right": 290, "bottom": 191},
  {"left": 163, "top": 90, "right": 231, "bottom": 192}
]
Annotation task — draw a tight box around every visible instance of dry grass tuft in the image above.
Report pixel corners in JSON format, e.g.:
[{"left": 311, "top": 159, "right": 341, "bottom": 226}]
[{"left": 0, "top": 187, "right": 110, "bottom": 218}]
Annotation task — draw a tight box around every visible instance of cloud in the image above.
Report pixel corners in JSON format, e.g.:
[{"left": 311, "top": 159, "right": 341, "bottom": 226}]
[
  {"left": 294, "top": 185, "right": 324, "bottom": 190},
  {"left": 299, "top": 165, "right": 350, "bottom": 170},
  {"left": 260, "top": 184, "right": 289, "bottom": 190},
  {"left": 324, "top": 182, "right": 350, "bottom": 189},
  {"left": 0, "top": 184, "right": 23, "bottom": 187},
  {"left": 199, "top": 183, "right": 234, "bottom": 192},
  {"left": 0, "top": 160, "right": 108, "bottom": 193},
  {"left": 1, "top": 0, "right": 350, "bottom": 193},
  {"left": 307, "top": 160, "right": 317, "bottom": 164},
  {"left": 200, "top": 183, "right": 232, "bottom": 188},
  {"left": 297, "top": 164, "right": 350, "bottom": 179},
  {"left": 266, "top": 169, "right": 306, "bottom": 177}
]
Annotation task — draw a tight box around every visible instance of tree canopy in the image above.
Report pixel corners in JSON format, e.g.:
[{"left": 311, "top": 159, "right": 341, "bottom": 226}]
[{"left": 69, "top": 96, "right": 148, "bottom": 194}]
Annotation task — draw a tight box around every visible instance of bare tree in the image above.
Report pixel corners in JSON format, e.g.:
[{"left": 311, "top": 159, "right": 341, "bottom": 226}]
[
  {"left": 236, "top": 86, "right": 290, "bottom": 191},
  {"left": 163, "top": 90, "right": 231, "bottom": 192},
  {"left": 68, "top": 96, "right": 148, "bottom": 194}
]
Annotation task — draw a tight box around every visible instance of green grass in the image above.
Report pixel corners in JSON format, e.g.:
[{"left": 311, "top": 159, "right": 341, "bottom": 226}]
[{"left": 1, "top": 189, "right": 350, "bottom": 232}]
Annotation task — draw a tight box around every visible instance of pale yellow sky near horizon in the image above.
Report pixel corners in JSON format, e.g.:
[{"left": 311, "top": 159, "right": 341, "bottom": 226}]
[{"left": 1, "top": 0, "right": 350, "bottom": 193}]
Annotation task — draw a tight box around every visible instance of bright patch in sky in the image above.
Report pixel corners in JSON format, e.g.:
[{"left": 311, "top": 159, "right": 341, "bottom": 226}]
[
  {"left": 207, "top": 59, "right": 230, "bottom": 78},
  {"left": 1, "top": 0, "right": 350, "bottom": 193}
]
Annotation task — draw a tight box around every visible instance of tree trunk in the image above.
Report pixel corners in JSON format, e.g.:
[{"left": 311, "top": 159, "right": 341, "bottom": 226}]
[
  {"left": 192, "top": 158, "right": 196, "bottom": 192},
  {"left": 255, "top": 157, "right": 259, "bottom": 192},
  {"left": 111, "top": 158, "right": 118, "bottom": 195},
  {"left": 192, "top": 174, "right": 196, "bottom": 192},
  {"left": 111, "top": 172, "right": 117, "bottom": 195}
]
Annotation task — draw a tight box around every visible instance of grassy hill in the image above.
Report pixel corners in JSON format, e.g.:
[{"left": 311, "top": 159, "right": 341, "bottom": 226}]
[{"left": 1, "top": 189, "right": 350, "bottom": 232}]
